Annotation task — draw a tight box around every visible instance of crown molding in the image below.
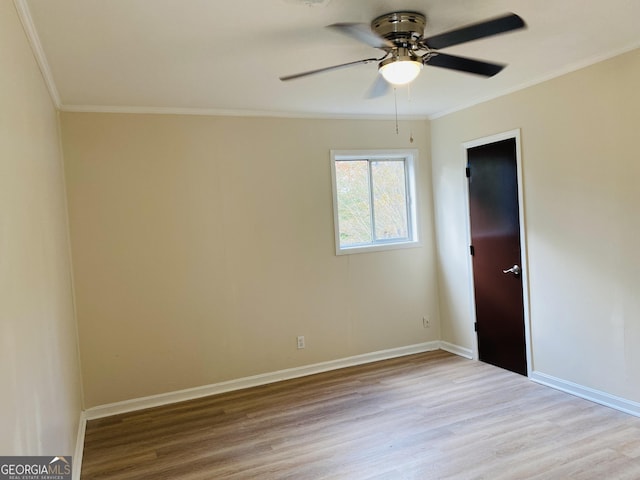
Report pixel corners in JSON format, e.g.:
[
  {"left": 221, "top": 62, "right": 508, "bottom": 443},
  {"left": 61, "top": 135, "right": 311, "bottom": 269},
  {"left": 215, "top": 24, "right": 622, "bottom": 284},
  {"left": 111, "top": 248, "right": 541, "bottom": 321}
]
[
  {"left": 12, "top": 0, "right": 638, "bottom": 123},
  {"left": 59, "top": 103, "right": 430, "bottom": 121},
  {"left": 429, "top": 41, "right": 640, "bottom": 120},
  {"left": 57, "top": 37, "right": 639, "bottom": 122},
  {"left": 13, "top": 0, "right": 61, "bottom": 109}
]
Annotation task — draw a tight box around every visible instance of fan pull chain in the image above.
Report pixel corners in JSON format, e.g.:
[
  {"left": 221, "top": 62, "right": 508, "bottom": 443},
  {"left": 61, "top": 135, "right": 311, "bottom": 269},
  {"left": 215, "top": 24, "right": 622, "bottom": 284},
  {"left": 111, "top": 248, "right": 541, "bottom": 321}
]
[
  {"left": 394, "top": 87, "right": 399, "bottom": 135},
  {"left": 407, "top": 84, "right": 414, "bottom": 143}
]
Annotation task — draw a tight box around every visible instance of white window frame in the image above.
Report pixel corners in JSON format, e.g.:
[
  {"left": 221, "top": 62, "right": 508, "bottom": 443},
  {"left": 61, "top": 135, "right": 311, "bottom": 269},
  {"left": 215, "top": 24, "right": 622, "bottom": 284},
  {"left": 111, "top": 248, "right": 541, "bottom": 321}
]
[{"left": 330, "top": 149, "right": 420, "bottom": 255}]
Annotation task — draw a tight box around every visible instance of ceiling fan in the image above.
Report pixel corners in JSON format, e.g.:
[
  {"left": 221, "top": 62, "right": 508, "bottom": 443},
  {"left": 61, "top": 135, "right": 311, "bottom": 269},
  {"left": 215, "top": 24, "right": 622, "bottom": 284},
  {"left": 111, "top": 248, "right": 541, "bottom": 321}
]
[{"left": 280, "top": 11, "right": 526, "bottom": 97}]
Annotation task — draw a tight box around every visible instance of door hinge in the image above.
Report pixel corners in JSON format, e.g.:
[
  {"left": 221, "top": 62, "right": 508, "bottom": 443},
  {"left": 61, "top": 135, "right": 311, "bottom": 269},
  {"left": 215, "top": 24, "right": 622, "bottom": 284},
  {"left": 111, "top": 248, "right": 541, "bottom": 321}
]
[
  {"left": 470, "top": 245, "right": 475, "bottom": 256},
  {"left": 474, "top": 322, "right": 478, "bottom": 332},
  {"left": 465, "top": 166, "right": 471, "bottom": 178}
]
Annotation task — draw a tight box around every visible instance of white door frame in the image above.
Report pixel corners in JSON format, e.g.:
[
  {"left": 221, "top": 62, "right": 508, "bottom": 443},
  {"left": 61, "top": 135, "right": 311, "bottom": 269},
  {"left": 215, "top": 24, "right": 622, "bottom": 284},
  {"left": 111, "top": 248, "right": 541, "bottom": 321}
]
[{"left": 461, "top": 128, "right": 533, "bottom": 376}]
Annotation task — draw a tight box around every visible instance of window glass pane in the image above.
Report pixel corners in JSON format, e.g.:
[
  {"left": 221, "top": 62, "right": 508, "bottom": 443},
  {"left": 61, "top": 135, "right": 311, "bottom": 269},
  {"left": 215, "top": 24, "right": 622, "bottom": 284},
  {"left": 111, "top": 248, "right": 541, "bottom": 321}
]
[
  {"left": 331, "top": 150, "right": 418, "bottom": 254},
  {"left": 335, "top": 160, "right": 372, "bottom": 247},
  {"left": 371, "top": 160, "right": 409, "bottom": 241}
]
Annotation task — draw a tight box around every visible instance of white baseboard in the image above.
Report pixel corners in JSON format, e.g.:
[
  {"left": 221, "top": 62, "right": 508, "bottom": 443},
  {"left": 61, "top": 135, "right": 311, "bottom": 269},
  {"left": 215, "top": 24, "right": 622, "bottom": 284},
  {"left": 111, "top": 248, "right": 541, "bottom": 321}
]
[
  {"left": 74, "top": 346, "right": 640, "bottom": 477},
  {"left": 530, "top": 371, "right": 640, "bottom": 418},
  {"left": 84, "top": 341, "right": 441, "bottom": 420},
  {"left": 439, "top": 341, "right": 474, "bottom": 359},
  {"left": 73, "top": 411, "right": 86, "bottom": 480}
]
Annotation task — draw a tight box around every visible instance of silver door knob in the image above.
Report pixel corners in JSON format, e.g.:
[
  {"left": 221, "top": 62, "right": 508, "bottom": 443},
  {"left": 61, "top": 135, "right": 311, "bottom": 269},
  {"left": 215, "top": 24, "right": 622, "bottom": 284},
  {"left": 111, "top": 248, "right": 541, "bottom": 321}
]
[{"left": 502, "top": 264, "right": 521, "bottom": 276}]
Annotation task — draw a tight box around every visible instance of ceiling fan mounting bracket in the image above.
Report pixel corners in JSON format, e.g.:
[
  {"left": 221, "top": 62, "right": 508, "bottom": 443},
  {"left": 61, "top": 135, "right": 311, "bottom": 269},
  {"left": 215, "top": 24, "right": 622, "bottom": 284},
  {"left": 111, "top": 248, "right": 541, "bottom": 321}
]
[{"left": 371, "top": 11, "right": 426, "bottom": 47}]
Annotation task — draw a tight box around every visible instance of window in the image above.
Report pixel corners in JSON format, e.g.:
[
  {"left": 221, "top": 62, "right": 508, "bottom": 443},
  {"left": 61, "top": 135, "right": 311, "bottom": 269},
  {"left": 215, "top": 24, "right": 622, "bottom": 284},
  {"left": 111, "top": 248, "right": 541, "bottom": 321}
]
[{"left": 330, "top": 150, "right": 419, "bottom": 255}]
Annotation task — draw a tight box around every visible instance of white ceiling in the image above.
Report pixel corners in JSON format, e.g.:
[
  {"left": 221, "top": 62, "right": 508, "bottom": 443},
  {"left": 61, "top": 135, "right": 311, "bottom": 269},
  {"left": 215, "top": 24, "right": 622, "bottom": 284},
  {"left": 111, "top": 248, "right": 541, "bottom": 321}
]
[{"left": 21, "top": 0, "right": 640, "bottom": 119}]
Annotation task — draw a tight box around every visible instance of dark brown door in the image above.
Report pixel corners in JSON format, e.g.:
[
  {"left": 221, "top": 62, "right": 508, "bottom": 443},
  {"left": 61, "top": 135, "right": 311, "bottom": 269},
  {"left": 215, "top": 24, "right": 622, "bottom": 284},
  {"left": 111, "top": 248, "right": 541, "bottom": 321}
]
[{"left": 467, "top": 137, "right": 527, "bottom": 376}]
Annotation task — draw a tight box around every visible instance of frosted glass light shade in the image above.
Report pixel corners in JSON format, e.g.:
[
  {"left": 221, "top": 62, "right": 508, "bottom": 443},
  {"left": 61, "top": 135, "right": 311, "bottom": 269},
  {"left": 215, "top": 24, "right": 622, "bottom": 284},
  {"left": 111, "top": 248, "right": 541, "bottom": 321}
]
[{"left": 379, "top": 59, "right": 423, "bottom": 85}]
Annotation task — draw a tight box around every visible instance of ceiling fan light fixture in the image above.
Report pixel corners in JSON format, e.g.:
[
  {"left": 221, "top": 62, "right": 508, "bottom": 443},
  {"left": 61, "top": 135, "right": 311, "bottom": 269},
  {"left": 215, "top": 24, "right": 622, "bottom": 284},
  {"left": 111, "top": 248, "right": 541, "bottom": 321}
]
[{"left": 379, "top": 56, "right": 423, "bottom": 85}]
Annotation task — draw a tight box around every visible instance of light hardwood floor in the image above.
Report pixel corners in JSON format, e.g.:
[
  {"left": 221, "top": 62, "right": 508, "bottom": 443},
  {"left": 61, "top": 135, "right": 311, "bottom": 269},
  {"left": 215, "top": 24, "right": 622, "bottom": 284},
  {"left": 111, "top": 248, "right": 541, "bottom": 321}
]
[{"left": 81, "top": 351, "right": 640, "bottom": 479}]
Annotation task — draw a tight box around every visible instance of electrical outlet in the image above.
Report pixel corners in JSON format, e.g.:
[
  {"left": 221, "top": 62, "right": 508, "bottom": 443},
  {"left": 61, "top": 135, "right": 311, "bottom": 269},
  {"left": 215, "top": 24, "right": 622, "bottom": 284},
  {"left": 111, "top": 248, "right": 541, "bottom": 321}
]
[
  {"left": 423, "top": 317, "right": 431, "bottom": 328},
  {"left": 297, "top": 335, "right": 305, "bottom": 349}
]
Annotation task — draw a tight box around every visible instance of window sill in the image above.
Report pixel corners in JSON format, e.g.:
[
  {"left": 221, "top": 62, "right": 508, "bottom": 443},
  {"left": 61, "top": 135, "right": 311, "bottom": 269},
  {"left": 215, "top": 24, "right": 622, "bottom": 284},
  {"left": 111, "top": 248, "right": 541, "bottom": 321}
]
[{"left": 336, "top": 240, "right": 422, "bottom": 256}]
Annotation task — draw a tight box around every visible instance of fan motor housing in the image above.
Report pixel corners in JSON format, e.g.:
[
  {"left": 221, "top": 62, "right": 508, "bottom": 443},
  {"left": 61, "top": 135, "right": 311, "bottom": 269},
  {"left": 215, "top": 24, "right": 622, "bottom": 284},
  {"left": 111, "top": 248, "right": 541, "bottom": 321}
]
[{"left": 371, "top": 11, "right": 426, "bottom": 44}]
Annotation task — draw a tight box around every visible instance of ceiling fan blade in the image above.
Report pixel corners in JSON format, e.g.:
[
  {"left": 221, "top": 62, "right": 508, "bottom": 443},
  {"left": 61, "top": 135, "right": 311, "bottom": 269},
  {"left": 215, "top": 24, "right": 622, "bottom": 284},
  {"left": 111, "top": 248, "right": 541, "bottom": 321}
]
[
  {"left": 280, "top": 58, "right": 379, "bottom": 81},
  {"left": 365, "top": 74, "right": 391, "bottom": 99},
  {"left": 426, "top": 53, "right": 505, "bottom": 77},
  {"left": 424, "top": 13, "right": 525, "bottom": 50},
  {"left": 327, "top": 22, "right": 394, "bottom": 49}
]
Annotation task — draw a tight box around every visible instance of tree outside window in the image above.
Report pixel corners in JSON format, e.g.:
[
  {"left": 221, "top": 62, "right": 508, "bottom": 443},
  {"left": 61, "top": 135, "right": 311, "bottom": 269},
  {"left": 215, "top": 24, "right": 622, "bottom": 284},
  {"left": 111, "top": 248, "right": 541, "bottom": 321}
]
[{"left": 331, "top": 150, "right": 419, "bottom": 254}]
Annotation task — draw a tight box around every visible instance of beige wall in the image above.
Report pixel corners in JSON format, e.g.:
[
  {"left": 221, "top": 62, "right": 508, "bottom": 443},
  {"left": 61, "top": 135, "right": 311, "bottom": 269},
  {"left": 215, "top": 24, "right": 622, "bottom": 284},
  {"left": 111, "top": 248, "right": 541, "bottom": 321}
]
[
  {"left": 61, "top": 113, "right": 439, "bottom": 408},
  {"left": 432, "top": 48, "right": 640, "bottom": 402},
  {"left": 0, "top": 2, "right": 82, "bottom": 456}
]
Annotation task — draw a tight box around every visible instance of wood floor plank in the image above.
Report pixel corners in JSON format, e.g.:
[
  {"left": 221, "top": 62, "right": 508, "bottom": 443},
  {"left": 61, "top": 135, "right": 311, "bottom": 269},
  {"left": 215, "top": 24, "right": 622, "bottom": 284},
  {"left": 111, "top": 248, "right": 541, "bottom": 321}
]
[{"left": 81, "top": 351, "right": 640, "bottom": 479}]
